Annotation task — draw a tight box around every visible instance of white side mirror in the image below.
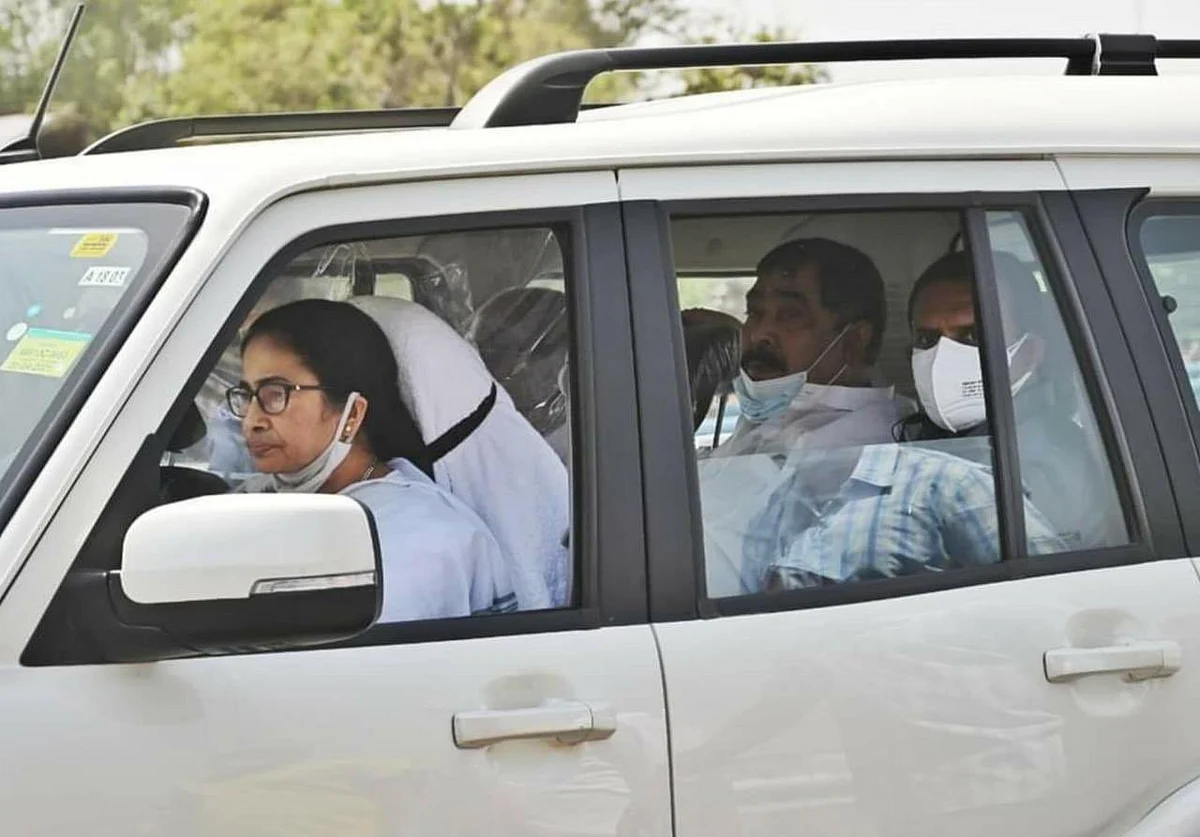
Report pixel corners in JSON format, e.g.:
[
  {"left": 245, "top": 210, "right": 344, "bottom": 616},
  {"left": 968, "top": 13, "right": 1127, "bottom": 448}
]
[{"left": 114, "top": 493, "right": 381, "bottom": 653}]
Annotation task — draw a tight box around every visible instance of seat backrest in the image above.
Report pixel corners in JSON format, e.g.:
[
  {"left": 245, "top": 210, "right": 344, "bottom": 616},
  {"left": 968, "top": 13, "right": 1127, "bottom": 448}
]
[
  {"left": 682, "top": 311, "right": 741, "bottom": 431},
  {"left": 348, "top": 295, "right": 572, "bottom": 610}
]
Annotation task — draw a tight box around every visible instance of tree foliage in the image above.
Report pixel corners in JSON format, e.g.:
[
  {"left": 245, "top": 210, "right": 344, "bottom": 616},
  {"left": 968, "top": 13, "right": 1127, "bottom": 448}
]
[{"left": 0, "top": 0, "right": 824, "bottom": 155}]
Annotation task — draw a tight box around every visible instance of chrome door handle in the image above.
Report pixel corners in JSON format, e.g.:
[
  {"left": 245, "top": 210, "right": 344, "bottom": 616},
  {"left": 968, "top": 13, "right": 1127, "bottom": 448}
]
[
  {"left": 452, "top": 700, "right": 617, "bottom": 749},
  {"left": 1044, "top": 640, "right": 1183, "bottom": 684}
]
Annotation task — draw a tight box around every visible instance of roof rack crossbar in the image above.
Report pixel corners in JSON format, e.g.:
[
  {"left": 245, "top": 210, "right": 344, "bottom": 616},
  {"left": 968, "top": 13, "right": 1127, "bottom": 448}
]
[
  {"left": 454, "top": 34, "right": 1169, "bottom": 129},
  {"left": 1157, "top": 39, "right": 1200, "bottom": 59},
  {"left": 82, "top": 107, "right": 462, "bottom": 155}
]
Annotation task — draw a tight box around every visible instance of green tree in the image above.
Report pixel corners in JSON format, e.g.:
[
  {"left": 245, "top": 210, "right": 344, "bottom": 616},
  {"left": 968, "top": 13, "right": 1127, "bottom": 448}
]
[
  {"left": 676, "top": 25, "right": 828, "bottom": 95},
  {"left": 0, "top": 0, "right": 826, "bottom": 154},
  {"left": 0, "top": 0, "right": 190, "bottom": 141}
]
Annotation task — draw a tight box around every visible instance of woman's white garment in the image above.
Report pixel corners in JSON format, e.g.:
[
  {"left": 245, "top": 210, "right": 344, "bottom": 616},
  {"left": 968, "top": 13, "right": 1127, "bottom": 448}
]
[
  {"left": 349, "top": 296, "right": 571, "bottom": 611},
  {"left": 341, "top": 459, "right": 512, "bottom": 623}
]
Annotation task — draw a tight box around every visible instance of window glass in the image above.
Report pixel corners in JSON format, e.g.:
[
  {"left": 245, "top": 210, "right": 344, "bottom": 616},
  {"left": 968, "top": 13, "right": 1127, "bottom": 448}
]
[
  {"left": 677, "top": 208, "right": 1129, "bottom": 602},
  {"left": 985, "top": 211, "right": 1129, "bottom": 552},
  {"left": 0, "top": 203, "right": 192, "bottom": 493},
  {"left": 174, "top": 226, "right": 574, "bottom": 624},
  {"left": 1138, "top": 211, "right": 1200, "bottom": 406}
]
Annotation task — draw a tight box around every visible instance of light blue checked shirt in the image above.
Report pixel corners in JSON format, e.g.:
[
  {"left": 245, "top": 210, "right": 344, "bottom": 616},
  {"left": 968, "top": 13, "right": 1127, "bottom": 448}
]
[{"left": 748, "top": 443, "right": 1065, "bottom": 590}]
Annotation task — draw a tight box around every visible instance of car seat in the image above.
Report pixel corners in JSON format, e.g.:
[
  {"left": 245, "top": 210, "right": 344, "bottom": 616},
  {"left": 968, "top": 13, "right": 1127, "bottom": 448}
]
[{"left": 348, "top": 295, "right": 572, "bottom": 611}]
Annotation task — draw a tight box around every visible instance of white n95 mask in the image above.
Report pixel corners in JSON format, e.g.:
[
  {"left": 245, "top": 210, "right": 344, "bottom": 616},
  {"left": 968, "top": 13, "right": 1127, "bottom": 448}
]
[
  {"left": 270, "top": 393, "right": 361, "bottom": 493},
  {"left": 911, "top": 336, "right": 1032, "bottom": 433}
]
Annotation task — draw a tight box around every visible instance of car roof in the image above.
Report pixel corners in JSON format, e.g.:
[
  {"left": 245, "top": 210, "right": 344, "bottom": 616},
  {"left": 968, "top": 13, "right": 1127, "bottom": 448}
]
[{"left": 3, "top": 75, "right": 1200, "bottom": 206}]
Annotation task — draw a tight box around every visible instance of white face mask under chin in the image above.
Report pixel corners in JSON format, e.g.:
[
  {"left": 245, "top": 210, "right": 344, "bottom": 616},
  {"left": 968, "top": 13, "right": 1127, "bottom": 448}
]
[
  {"left": 911, "top": 336, "right": 1032, "bottom": 433},
  {"left": 270, "top": 393, "right": 361, "bottom": 494},
  {"left": 733, "top": 324, "right": 850, "bottom": 424}
]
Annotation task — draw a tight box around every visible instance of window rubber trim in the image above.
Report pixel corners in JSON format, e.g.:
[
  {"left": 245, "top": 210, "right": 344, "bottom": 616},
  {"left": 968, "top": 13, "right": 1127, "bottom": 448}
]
[
  {"left": 1122, "top": 195, "right": 1200, "bottom": 551},
  {"left": 964, "top": 207, "right": 1027, "bottom": 562},
  {"left": 1053, "top": 189, "right": 1190, "bottom": 555}
]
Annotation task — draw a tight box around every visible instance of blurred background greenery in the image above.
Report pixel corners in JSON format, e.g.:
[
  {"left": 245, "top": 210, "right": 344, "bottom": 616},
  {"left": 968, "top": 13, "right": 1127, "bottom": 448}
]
[{"left": 0, "top": 0, "right": 824, "bottom": 155}]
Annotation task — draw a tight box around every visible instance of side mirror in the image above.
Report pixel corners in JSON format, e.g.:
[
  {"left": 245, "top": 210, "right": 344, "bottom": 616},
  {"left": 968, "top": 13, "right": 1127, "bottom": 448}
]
[{"left": 112, "top": 493, "right": 381, "bottom": 654}]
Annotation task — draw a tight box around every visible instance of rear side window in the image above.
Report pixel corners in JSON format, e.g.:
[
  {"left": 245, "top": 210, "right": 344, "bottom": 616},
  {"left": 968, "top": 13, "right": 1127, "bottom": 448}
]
[
  {"left": 1136, "top": 209, "right": 1200, "bottom": 407},
  {"left": 0, "top": 201, "right": 196, "bottom": 511},
  {"left": 671, "top": 206, "right": 1132, "bottom": 604}
]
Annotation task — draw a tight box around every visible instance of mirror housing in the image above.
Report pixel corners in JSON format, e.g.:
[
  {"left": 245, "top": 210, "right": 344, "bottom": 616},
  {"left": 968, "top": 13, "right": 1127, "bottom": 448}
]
[{"left": 112, "top": 493, "right": 381, "bottom": 654}]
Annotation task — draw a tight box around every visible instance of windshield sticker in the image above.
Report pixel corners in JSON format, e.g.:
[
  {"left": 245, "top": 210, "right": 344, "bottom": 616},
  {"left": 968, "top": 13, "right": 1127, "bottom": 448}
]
[
  {"left": 24, "top": 304, "right": 41, "bottom": 319},
  {"left": 1, "top": 329, "right": 91, "bottom": 378},
  {"left": 79, "top": 265, "right": 131, "bottom": 288},
  {"left": 62, "top": 307, "right": 76, "bottom": 321},
  {"left": 6, "top": 323, "right": 27, "bottom": 342},
  {"left": 70, "top": 232, "right": 119, "bottom": 259}
]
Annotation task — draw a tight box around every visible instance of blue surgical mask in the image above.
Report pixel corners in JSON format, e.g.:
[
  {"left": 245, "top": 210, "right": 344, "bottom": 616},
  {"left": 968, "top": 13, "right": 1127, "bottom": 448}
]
[{"left": 733, "top": 325, "right": 850, "bottom": 424}]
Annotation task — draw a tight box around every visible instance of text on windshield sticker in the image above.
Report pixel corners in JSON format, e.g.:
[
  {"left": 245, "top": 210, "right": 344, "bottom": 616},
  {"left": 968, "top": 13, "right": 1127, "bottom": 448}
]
[
  {"left": 1, "top": 329, "right": 91, "bottom": 377},
  {"left": 79, "top": 266, "right": 131, "bottom": 288},
  {"left": 70, "top": 232, "right": 119, "bottom": 259}
]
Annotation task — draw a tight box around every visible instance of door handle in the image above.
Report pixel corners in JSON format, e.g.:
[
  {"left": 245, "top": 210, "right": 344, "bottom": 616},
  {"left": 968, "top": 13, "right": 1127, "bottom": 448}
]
[
  {"left": 1044, "top": 640, "right": 1183, "bottom": 684},
  {"left": 452, "top": 700, "right": 617, "bottom": 749}
]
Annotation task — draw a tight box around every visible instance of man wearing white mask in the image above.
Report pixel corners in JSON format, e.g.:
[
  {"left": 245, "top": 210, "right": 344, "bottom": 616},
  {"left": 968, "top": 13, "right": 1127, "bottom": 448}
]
[
  {"left": 751, "top": 250, "right": 1080, "bottom": 590},
  {"left": 697, "top": 238, "right": 914, "bottom": 597},
  {"left": 896, "top": 250, "right": 1124, "bottom": 550}
]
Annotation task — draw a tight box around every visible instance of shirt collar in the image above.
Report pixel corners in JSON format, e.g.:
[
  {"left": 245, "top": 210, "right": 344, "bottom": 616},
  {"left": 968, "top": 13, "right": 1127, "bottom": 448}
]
[{"left": 846, "top": 444, "right": 901, "bottom": 488}]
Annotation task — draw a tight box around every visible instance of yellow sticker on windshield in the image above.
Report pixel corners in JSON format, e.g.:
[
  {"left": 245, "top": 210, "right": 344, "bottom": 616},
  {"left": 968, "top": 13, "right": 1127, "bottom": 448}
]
[
  {"left": 70, "top": 232, "right": 119, "bottom": 258},
  {"left": 1, "top": 329, "right": 91, "bottom": 377}
]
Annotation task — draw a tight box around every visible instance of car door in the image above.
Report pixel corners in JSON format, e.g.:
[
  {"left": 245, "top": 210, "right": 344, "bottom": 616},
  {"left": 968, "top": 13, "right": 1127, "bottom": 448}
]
[
  {"left": 0, "top": 171, "right": 672, "bottom": 836},
  {"left": 619, "top": 159, "right": 1200, "bottom": 837}
]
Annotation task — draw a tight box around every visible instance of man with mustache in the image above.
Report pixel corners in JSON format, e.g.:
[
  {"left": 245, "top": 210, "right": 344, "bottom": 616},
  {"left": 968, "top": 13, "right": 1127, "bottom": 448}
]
[
  {"left": 710, "top": 237, "right": 913, "bottom": 459},
  {"left": 698, "top": 237, "right": 914, "bottom": 597},
  {"left": 751, "top": 249, "right": 1086, "bottom": 590}
]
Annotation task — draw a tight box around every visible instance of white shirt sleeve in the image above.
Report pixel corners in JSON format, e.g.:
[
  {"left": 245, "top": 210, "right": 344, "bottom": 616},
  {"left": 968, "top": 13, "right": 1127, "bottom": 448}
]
[{"left": 344, "top": 478, "right": 508, "bottom": 624}]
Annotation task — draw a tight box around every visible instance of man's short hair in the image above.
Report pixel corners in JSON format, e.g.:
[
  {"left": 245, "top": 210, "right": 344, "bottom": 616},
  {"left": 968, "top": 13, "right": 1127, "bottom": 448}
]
[
  {"left": 907, "top": 249, "right": 1050, "bottom": 337},
  {"left": 756, "top": 237, "right": 887, "bottom": 363},
  {"left": 907, "top": 250, "right": 970, "bottom": 326}
]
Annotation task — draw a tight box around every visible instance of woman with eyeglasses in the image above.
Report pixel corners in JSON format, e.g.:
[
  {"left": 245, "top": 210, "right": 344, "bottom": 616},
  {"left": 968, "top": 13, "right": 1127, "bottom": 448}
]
[{"left": 227, "top": 298, "right": 517, "bottom": 622}]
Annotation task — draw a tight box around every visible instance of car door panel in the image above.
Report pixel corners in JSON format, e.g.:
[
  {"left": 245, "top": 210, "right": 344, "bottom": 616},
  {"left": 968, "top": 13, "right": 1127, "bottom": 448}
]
[
  {"left": 2, "top": 628, "right": 670, "bottom": 836},
  {"left": 621, "top": 161, "right": 1200, "bottom": 837},
  {"left": 656, "top": 558, "right": 1200, "bottom": 837},
  {"left": 0, "top": 171, "right": 672, "bottom": 836}
]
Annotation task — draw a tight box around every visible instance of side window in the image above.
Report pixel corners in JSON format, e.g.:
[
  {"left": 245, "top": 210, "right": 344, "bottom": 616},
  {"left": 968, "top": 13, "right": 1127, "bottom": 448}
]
[
  {"left": 984, "top": 211, "right": 1129, "bottom": 553},
  {"left": 29, "top": 223, "right": 577, "bottom": 665},
  {"left": 672, "top": 208, "right": 1131, "bottom": 602},
  {"left": 207, "top": 226, "right": 573, "bottom": 622},
  {"left": 1135, "top": 208, "right": 1200, "bottom": 408}
]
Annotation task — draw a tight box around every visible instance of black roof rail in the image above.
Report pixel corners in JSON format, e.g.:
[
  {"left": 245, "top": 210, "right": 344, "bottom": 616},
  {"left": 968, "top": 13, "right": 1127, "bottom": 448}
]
[
  {"left": 454, "top": 34, "right": 1196, "bottom": 129},
  {"left": 82, "top": 107, "right": 460, "bottom": 155}
]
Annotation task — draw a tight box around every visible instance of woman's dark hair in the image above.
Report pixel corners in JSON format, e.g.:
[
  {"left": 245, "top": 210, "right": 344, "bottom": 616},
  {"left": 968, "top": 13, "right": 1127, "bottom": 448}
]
[{"left": 243, "top": 299, "right": 431, "bottom": 474}]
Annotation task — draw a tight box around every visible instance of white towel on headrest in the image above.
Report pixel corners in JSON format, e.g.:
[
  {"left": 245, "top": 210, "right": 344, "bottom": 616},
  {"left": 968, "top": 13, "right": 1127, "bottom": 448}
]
[{"left": 349, "top": 296, "right": 570, "bottom": 610}]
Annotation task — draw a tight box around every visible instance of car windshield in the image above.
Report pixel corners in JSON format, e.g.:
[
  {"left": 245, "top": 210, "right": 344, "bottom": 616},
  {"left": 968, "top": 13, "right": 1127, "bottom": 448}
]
[{"left": 0, "top": 200, "right": 196, "bottom": 508}]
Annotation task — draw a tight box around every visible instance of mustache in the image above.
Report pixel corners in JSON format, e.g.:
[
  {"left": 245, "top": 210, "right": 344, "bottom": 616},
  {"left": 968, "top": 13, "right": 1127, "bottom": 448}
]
[{"left": 740, "top": 343, "right": 786, "bottom": 372}]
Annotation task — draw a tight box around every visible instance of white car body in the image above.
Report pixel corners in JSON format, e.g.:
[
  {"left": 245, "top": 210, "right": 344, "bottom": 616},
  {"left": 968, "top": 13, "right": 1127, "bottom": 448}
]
[{"left": 0, "top": 45, "right": 1199, "bottom": 836}]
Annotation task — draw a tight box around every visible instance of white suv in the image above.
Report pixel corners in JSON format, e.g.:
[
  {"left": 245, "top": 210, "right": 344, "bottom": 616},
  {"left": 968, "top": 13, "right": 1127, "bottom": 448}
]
[{"left": 2, "top": 34, "right": 1200, "bottom": 837}]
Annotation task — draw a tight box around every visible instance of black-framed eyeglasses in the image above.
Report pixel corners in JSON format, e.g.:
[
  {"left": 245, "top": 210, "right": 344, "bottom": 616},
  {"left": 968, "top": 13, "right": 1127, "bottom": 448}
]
[{"left": 225, "top": 381, "right": 337, "bottom": 418}]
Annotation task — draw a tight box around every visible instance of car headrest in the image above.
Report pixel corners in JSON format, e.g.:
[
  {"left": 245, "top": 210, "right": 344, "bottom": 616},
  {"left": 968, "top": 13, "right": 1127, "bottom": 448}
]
[
  {"left": 347, "top": 295, "right": 498, "bottom": 444},
  {"left": 166, "top": 401, "right": 207, "bottom": 453},
  {"left": 681, "top": 309, "right": 742, "bottom": 431},
  {"left": 466, "top": 287, "right": 568, "bottom": 435}
]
